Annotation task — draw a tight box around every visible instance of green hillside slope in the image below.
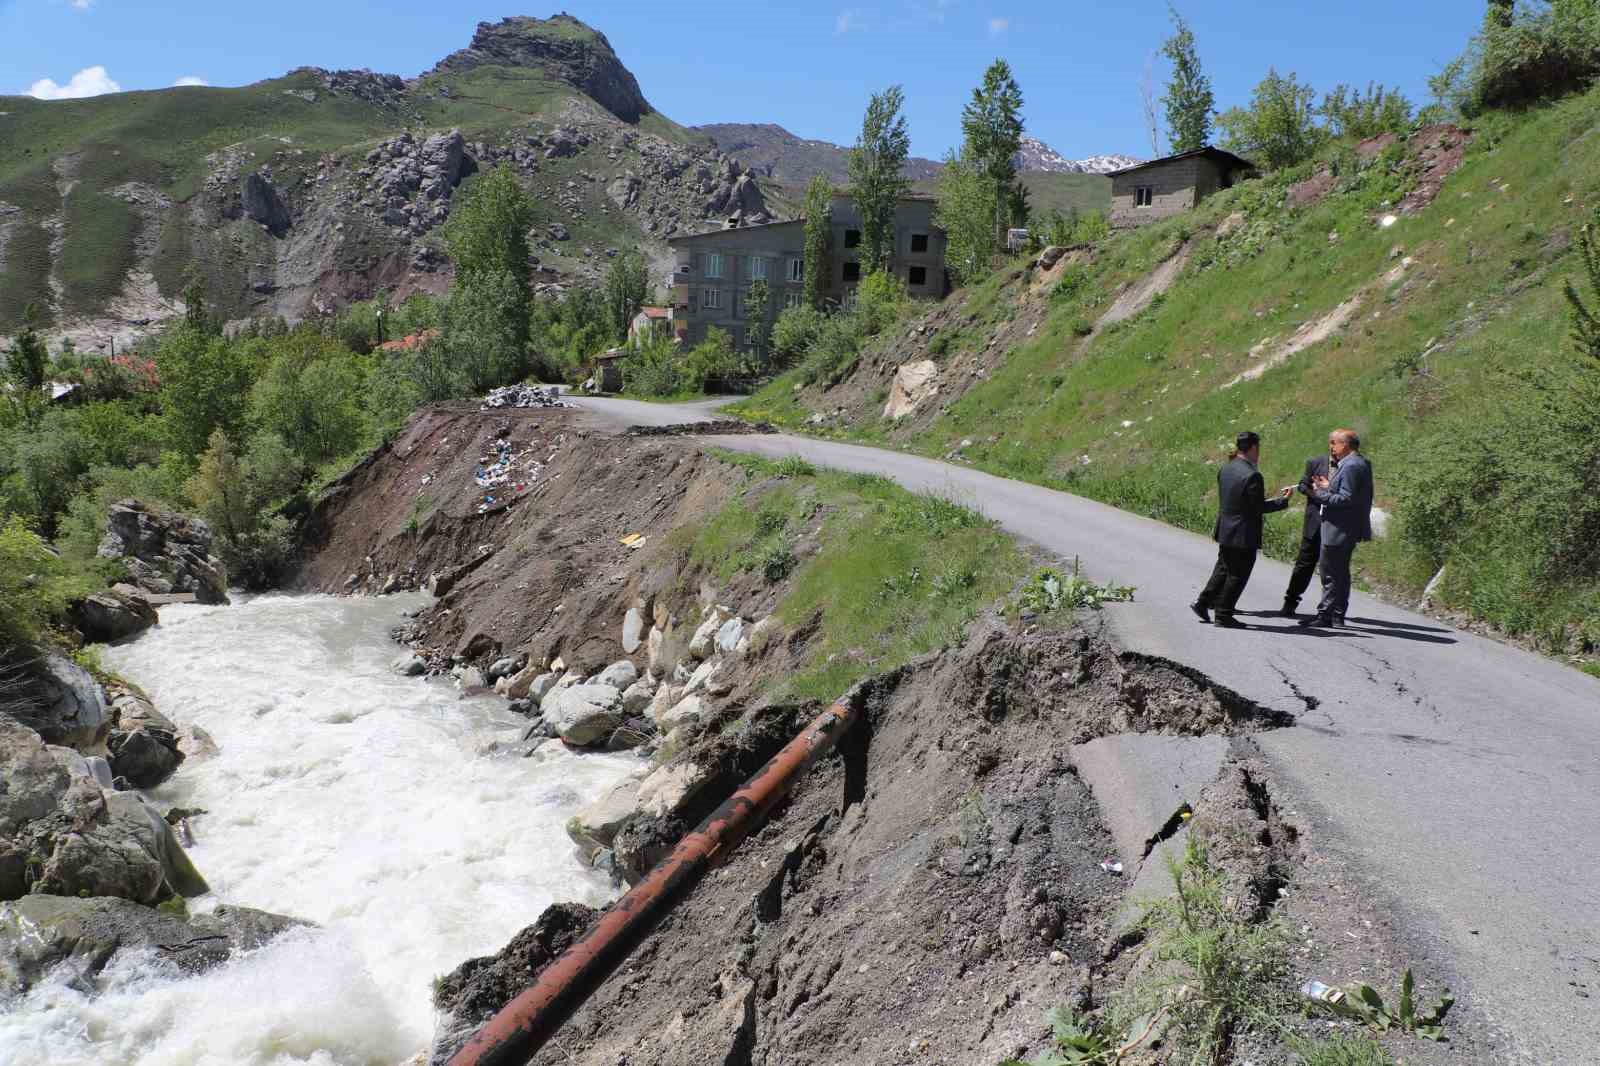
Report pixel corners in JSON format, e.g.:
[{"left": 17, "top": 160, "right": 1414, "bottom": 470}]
[{"left": 733, "top": 87, "right": 1600, "bottom": 659}]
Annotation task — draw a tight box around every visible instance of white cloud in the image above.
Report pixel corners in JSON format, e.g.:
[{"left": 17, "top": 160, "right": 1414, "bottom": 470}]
[
  {"left": 987, "top": 16, "right": 1010, "bottom": 36},
  {"left": 835, "top": 8, "right": 865, "bottom": 33},
  {"left": 69, "top": 0, "right": 94, "bottom": 10},
  {"left": 26, "top": 65, "right": 122, "bottom": 100},
  {"left": 173, "top": 75, "right": 209, "bottom": 87}
]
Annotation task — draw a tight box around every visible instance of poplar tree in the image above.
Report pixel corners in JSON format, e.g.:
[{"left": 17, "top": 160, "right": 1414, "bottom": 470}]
[
  {"left": 1160, "top": 7, "right": 1215, "bottom": 153},
  {"left": 847, "top": 86, "right": 911, "bottom": 276},
  {"left": 960, "top": 60, "right": 1025, "bottom": 246},
  {"left": 801, "top": 174, "right": 833, "bottom": 309}
]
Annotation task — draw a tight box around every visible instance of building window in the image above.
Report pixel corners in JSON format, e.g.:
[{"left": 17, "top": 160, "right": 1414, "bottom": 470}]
[
  {"left": 1135, "top": 186, "right": 1154, "bottom": 208},
  {"left": 910, "top": 233, "right": 929, "bottom": 253},
  {"left": 703, "top": 288, "right": 723, "bottom": 310},
  {"left": 844, "top": 229, "right": 861, "bottom": 248},
  {"left": 842, "top": 261, "right": 861, "bottom": 282},
  {"left": 788, "top": 257, "right": 803, "bottom": 282},
  {"left": 908, "top": 265, "right": 927, "bottom": 286},
  {"left": 705, "top": 253, "right": 725, "bottom": 278},
  {"left": 784, "top": 291, "right": 804, "bottom": 309},
  {"left": 749, "top": 256, "right": 768, "bottom": 280}
]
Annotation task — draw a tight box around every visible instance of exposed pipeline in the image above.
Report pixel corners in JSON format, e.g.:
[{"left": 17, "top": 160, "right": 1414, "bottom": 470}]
[{"left": 446, "top": 697, "right": 861, "bottom": 1066}]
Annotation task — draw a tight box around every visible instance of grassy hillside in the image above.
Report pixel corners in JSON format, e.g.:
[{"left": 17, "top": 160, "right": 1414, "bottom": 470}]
[{"left": 733, "top": 87, "right": 1600, "bottom": 659}]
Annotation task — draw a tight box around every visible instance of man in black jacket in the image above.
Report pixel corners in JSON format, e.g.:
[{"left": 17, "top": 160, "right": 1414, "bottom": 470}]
[
  {"left": 1279, "top": 450, "right": 1331, "bottom": 617},
  {"left": 1190, "top": 431, "right": 1294, "bottom": 629}
]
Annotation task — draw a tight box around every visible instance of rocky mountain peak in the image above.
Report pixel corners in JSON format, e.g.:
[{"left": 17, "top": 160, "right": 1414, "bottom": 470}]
[
  {"left": 428, "top": 14, "right": 652, "bottom": 123},
  {"left": 1015, "top": 136, "right": 1142, "bottom": 175}
]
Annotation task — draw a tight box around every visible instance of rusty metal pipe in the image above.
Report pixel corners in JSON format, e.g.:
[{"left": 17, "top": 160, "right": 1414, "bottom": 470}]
[{"left": 447, "top": 698, "right": 859, "bottom": 1066}]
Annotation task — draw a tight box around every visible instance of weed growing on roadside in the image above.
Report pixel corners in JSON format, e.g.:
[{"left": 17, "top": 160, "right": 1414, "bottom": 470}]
[
  {"left": 1314, "top": 969, "right": 1454, "bottom": 1041},
  {"left": 773, "top": 455, "right": 816, "bottom": 478},
  {"left": 1020, "top": 559, "right": 1135, "bottom": 614},
  {"left": 1290, "top": 1033, "right": 1395, "bottom": 1066}
]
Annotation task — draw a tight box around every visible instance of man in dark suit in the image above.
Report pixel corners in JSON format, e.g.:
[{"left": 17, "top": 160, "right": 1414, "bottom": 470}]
[
  {"left": 1191, "top": 431, "right": 1294, "bottom": 629},
  {"left": 1299, "top": 428, "right": 1374, "bottom": 628},
  {"left": 1279, "top": 450, "right": 1331, "bottom": 617}
]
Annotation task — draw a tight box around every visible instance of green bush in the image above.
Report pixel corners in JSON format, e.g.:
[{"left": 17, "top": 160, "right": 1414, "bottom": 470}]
[
  {"left": 770, "top": 305, "right": 826, "bottom": 367},
  {"left": 0, "top": 514, "right": 89, "bottom": 654},
  {"left": 1459, "top": 1, "right": 1600, "bottom": 115}
]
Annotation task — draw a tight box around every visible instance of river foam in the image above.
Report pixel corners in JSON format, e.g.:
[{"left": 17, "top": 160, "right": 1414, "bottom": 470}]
[{"left": 0, "top": 593, "right": 635, "bottom": 1066}]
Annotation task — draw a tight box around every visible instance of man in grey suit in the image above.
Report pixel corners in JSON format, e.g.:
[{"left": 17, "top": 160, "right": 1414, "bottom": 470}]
[
  {"left": 1190, "top": 431, "right": 1294, "bottom": 629},
  {"left": 1299, "top": 428, "right": 1374, "bottom": 628}
]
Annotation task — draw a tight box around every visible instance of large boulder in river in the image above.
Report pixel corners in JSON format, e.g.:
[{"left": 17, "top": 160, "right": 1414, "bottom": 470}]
[
  {"left": 541, "top": 684, "right": 623, "bottom": 746},
  {"left": 105, "top": 686, "right": 185, "bottom": 789},
  {"left": 429, "top": 901, "right": 600, "bottom": 1066},
  {"left": 0, "top": 894, "right": 306, "bottom": 998},
  {"left": 98, "top": 499, "right": 229, "bottom": 605},
  {"left": 68, "top": 583, "right": 158, "bottom": 643},
  {"left": 0, "top": 718, "right": 207, "bottom": 903},
  {"left": 7, "top": 654, "right": 112, "bottom": 752}
]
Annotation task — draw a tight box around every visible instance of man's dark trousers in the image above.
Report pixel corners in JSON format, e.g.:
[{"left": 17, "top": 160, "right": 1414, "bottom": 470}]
[
  {"left": 1283, "top": 454, "right": 1329, "bottom": 611},
  {"left": 1199, "top": 546, "right": 1258, "bottom": 618},
  {"left": 1317, "top": 541, "right": 1357, "bottom": 620}
]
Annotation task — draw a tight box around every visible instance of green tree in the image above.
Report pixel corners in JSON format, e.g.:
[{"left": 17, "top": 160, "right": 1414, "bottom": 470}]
[
  {"left": 155, "top": 325, "right": 256, "bottom": 459},
  {"left": 847, "top": 86, "right": 912, "bottom": 275},
  {"left": 1216, "top": 68, "right": 1325, "bottom": 169},
  {"left": 443, "top": 167, "right": 534, "bottom": 381},
  {"left": 745, "top": 278, "right": 775, "bottom": 368},
  {"left": 960, "top": 60, "right": 1026, "bottom": 247},
  {"left": 1565, "top": 207, "right": 1600, "bottom": 365},
  {"left": 249, "top": 337, "right": 369, "bottom": 466},
  {"left": 444, "top": 167, "right": 535, "bottom": 293},
  {"left": 2, "top": 305, "right": 49, "bottom": 425},
  {"left": 186, "top": 429, "right": 297, "bottom": 589},
  {"left": 1487, "top": 0, "right": 1516, "bottom": 30},
  {"left": 801, "top": 174, "right": 834, "bottom": 310},
  {"left": 447, "top": 269, "right": 532, "bottom": 393},
  {"left": 934, "top": 152, "right": 995, "bottom": 285},
  {"left": 603, "top": 250, "right": 649, "bottom": 344},
  {"left": 1321, "top": 82, "right": 1414, "bottom": 139},
  {"left": 1160, "top": 7, "right": 1216, "bottom": 153}
]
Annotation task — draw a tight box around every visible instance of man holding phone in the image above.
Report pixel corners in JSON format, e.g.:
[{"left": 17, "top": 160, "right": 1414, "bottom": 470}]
[
  {"left": 1299, "top": 429, "right": 1374, "bottom": 628},
  {"left": 1191, "top": 431, "right": 1295, "bottom": 629}
]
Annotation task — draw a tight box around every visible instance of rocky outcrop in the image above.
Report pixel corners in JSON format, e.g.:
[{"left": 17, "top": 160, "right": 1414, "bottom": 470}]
[
  {"left": 357, "top": 129, "right": 477, "bottom": 238},
  {"left": 429, "top": 901, "right": 599, "bottom": 1066},
  {"left": 11, "top": 655, "right": 111, "bottom": 752},
  {"left": 98, "top": 499, "right": 229, "bottom": 604},
  {"left": 429, "top": 15, "right": 653, "bottom": 123},
  {"left": 242, "top": 172, "right": 291, "bottom": 237},
  {"left": 0, "top": 894, "right": 305, "bottom": 998},
  {"left": 0, "top": 718, "right": 207, "bottom": 903},
  {"left": 68, "top": 583, "right": 158, "bottom": 643},
  {"left": 105, "top": 686, "right": 185, "bottom": 789}
]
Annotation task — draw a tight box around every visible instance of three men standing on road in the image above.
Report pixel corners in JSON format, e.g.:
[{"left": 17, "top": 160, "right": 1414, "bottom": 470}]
[{"left": 1190, "top": 431, "right": 1293, "bottom": 629}]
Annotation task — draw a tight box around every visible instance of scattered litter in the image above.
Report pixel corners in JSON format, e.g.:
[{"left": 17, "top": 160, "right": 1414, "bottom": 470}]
[
  {"left": 1300, "top": 980, "right": 1346, "bottom": 1006},
  {"left": 473, "top": 434, "right": 551, "bottom": 512},
  {"left": 479, "top": 384, "right": 570, "bottom": 410},
  {"left": 620, "top": 533, "right": 646, "bottom": 548},
  {"left": 1379, "top": 213, "right": 1398, "bottom": 228},
  {"left": 1099, "top": 859, "right": 1124, "bottom": 875}
]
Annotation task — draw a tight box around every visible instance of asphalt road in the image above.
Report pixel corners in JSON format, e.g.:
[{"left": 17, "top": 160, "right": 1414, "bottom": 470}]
[{"left": 576, "top": 396, "right": 1600, "bottom": 1062}]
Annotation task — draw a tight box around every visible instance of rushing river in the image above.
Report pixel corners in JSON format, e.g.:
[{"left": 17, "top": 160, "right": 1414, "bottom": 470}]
[{"left": 2, "top": 594, "right": 635, "bottom": 1066}]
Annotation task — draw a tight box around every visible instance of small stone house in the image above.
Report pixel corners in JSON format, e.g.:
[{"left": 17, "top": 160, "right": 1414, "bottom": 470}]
[
  {"left": 1107, "top": 147, "right": 1255, "bottom": 228},
  {"left": 628, "top": 306, "right": 672, "bottom": 347}
]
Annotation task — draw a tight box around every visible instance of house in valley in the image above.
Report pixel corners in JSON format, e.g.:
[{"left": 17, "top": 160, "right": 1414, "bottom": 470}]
[
  {"left": 628, "top": 306, "right": 672, "bottom": 346},
  {"left": 1107, "top": 147, "right": 1255, "bottom": 227},
  {"left": 667, "top": 193, "right": 947, "bottom": 351}
]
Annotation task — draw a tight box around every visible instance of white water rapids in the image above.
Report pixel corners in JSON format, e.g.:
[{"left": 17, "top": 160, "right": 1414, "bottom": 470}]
[{"left": 1, "top": 593, "right": 636, "bottom": 1066}]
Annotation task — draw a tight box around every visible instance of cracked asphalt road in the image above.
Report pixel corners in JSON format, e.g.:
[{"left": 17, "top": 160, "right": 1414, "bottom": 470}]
[{"left": 575, "top": 396, "right": 1600, "bottom": 1061}]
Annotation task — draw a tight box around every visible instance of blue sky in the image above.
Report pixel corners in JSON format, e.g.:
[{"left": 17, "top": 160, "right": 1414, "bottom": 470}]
[{"left": 1, "top": 0, "right": 1484, "bottom": 159}]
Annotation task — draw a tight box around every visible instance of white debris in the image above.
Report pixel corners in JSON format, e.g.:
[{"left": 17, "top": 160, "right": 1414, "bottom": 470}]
[{"left": 479, "top": 384, "right": 570, "bottom": 410}]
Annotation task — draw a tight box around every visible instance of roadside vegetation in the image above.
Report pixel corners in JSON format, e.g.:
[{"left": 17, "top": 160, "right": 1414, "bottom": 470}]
[
  {"left": 671, "top": 452, "right": 1025, "bottom": 702},
  {"left": 731, "top": 2, "right": 1600, "bottom": 663}
]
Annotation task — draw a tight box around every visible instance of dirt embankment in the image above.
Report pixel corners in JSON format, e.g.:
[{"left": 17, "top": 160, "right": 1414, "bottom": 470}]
[{"left": 299, "top": 405, "right": 1484, "bottom": 1066}]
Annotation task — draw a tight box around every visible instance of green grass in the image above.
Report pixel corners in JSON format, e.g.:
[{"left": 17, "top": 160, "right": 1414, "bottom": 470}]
[
  {"left": 735, "top": 87, "right": 1600, "bottom": 651},
  {"left": 675, "top": 452, "right": 1024, "bottom": 702},
  {"left": 60, "top": 188, "right": 138, "bottom": 316},
  {"left": 0, "top": 221, "right": 55, "bottom": 328}
]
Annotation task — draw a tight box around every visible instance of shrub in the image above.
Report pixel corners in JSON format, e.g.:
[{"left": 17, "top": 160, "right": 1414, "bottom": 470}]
[
  {"left": 1321, "top": 82, "right": 1415, "bottom": 139},
  {"left": 770, "top": 305, "right": 826, "bottom": 367},
  {"left": 1217, "top": 68, "right": 1327, "bottom": 169},
  {"left": 854, "top": 270, "right": 909, "bottom": 336},
  {"left": 0, "top": 514, "right": 85, "bottom": 653},
  {"left": 1460, "top": 1, "right": 1600, "bottom": 115}
]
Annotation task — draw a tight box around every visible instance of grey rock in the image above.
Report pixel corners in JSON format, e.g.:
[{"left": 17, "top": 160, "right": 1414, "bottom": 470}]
[
  {"left": 458, "top": 667, "right": 487, "bottom": 689},
  {"left": 68, "top": 584, "right": 157, "bottom": 643},
  {"left": 594, "top": 660, "right": 638, "bottom": 692},
  {"left": 621, "top": 607, "right": 645, "bottom": 653},
  {"left": 542, "top": 684, "right": 624, "bottom": 747},
  {"left": 620, "top": 678, "right": 655, "bottom": 715},
  {"left": 487, "top": 656, "right": 521, "bottom": 682},
  {"left": 0, "top": 895, "right": 306, "bottom": 998},
  {"left": 241, "top": 172, "right": 291, "bottom": 237},
  {"left": 392, "top": 653, "right": 427, "bottom": 677},
  {"left": 527, "top": 671, "right": 562, "bottom": 704},
  {"left": 715, "top": 617, "right": 745, "bottom": 655},
  {"left": 98, "top": 500, "right": 228, "bottom": 605},
  {"left": 19, "top": 655, "right": 111, "bottom": 751},
  {"left": 547, "top": 222, "right": 570, "bottom": 241},
  {"left": 0, "top": 718, "right": 208, "bottom": 903},
  {"left": 105, "top": 688, "right": 184, "bottom": 789}
]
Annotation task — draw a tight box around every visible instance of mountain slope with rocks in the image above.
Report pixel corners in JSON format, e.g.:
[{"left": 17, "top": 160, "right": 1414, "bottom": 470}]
[{"left": 0, "top": 14, "right": 777, "bottom": 350}]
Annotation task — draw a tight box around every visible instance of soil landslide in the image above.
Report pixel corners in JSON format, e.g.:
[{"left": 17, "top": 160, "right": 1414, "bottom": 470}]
[{"left": 297, "top": 405, "right": 1485, "bottom": 1066}]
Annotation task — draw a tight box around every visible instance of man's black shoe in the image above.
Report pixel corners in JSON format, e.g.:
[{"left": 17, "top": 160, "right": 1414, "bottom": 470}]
[
  {"left": 1214, "top": 615, "right": 1248, "bottom": 629},
  {"left": 1298, "top": 613, "right": 1333, "bottom": 628},
  {"left": 1279, "top": 600, "right": 1300, "bottom": 618},
  {"left": 1189, "top": 602, "right": 1212, "bottom": 623},
  {"left": 1330, "top": 615, "right": 1347, "bottom": 628}
]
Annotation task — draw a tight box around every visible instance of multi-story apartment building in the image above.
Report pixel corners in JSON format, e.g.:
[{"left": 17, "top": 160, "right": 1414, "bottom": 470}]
[{"left": 667, "top": 193, "right": 947, "bottom": 350}]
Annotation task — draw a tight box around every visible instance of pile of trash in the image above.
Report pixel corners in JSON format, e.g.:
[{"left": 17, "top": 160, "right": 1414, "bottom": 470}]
[
  {"left": 472, "top": 434, "right": 551, "bottom": 513},
  {"left": 479, "top": 384, "right": 570, "bottom": 411}
]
